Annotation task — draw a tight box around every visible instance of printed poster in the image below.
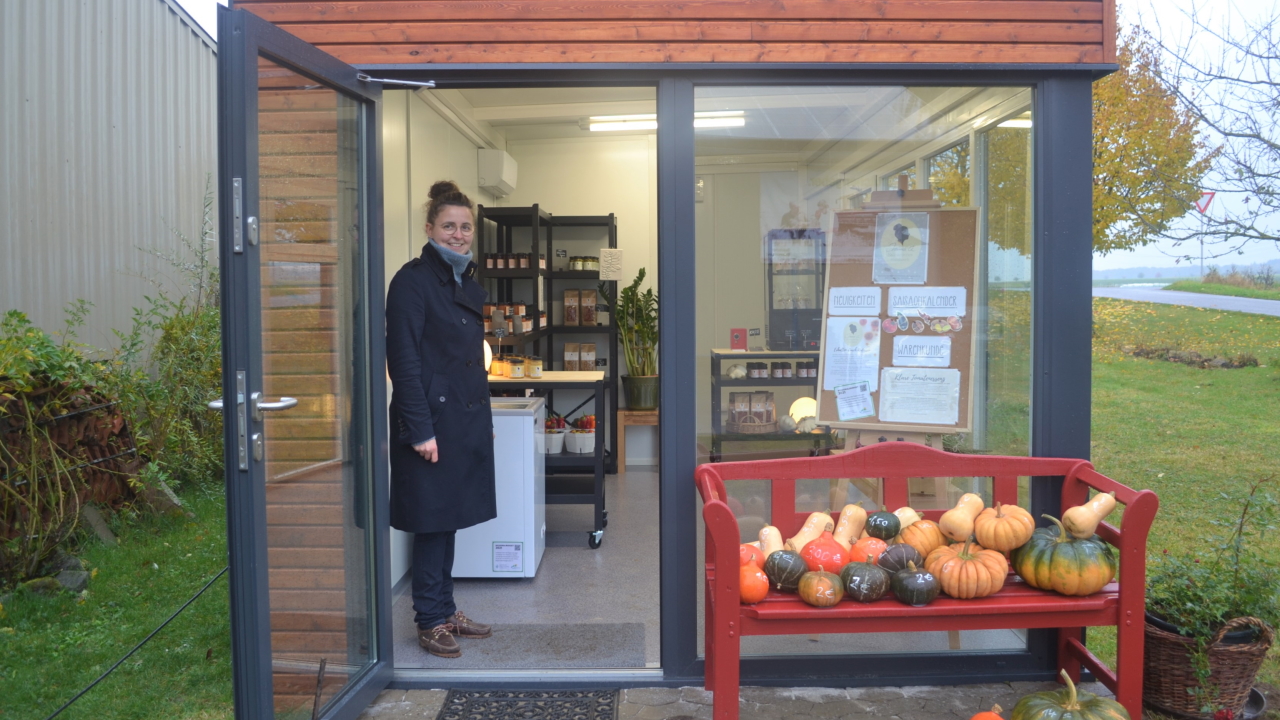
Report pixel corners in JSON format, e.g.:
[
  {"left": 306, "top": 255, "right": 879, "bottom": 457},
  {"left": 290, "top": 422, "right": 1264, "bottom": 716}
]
[
  {"left": 823, "top": 317, "right": 880, "bottom": 392},
  {"left": 828, "top": 286, "right": 881, "bottom": 316},
  {"left": 834, "top": 381, "right": 876, "bottom": 421},
  {"left": 873, "top": 212, "right": 929, "bottom": 284},
  {"left": 493, "top": 542, "right": 523, "bottom": 573},
  {"left": 878, "top": 368, "right": 961, "bottom": 425},
  {"left": 892, "top": 335, "right": 952, "bottom": 368},
  {"left": 887, "top": 286, "right": 968, "bottom": 318}
]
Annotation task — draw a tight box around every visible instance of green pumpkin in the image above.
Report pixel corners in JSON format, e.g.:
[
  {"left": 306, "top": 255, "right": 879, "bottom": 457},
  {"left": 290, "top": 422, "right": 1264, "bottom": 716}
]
[
  {"left": 877, "top": 543, "right": 924, "bottom": 574},
  {"left": 763, "top": 550, "right": 808, "bottom": 593},
  {"left": 865, "top": 511, "right": 901, "bottom": 540},
  {"left": 1011, "top": 670, "right": 1129, "bottom": 720},
  {"left": 840, "top": 559, "right": 890, "bottom": 603},
  {"left": 890, "top": 561, "right": 939, "bottom": 606},
  {"left": 1010, "top": 515, "right": 1117, "bottom": 596}
]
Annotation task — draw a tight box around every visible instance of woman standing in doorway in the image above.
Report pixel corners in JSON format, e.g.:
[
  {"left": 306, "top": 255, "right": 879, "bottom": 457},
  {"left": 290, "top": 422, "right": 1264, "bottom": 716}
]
[{"left": 386, "top": 180, "right": 495, "bottom": 658}]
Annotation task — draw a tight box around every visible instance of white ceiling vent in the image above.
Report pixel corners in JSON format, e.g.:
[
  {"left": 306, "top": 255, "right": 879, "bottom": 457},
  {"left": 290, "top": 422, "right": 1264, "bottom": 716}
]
[{"left": 478, "top": 149, "right": 517, "bottom": 198}]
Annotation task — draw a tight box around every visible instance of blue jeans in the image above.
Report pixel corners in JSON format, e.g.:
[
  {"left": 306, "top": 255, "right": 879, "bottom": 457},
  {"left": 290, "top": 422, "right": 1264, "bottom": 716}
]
[{"left": 412, "top": 531, "right": 457, "bottom": 629}]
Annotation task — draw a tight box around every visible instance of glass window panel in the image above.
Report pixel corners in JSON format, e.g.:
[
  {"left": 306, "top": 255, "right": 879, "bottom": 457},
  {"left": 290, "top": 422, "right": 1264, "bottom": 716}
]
[{"left": 695, "top": 85, "right": 1034, "bottom": 658}]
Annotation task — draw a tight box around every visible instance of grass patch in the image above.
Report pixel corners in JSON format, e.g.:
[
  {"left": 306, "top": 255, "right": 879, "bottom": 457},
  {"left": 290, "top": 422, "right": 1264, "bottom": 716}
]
[
  {"left": 0, "top": 489, "right": 232, "bottom": 720},
  {"left": 1165, "top": 279, "right": 1280, "bottom": 302},
  {"left": 1087, "top": 298, "right": 1280, "bottom": 690}
]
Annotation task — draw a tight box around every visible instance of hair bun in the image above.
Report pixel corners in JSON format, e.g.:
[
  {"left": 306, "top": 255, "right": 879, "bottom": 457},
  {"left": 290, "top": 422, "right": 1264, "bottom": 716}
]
[{"left": 429, "top": 180, "right": 462, "bottom": 201}]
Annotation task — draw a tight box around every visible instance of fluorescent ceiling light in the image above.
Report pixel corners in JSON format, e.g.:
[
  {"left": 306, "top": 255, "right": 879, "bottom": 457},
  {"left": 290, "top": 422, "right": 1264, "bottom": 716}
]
[
  {"left": 693, "top": 117, "right": 746, "bottom": 128},
  {"left": 589, "top": 113, "right": 656, "bottom": 122},
  {"left": 694, "top": 110, "right": 745, "bottom": 118},
  {"left": 998, "top": 118, "right": 1033, "bottom": 129},
  {"left": 589, "top": 120, "right": 658, "bottom": 132}
]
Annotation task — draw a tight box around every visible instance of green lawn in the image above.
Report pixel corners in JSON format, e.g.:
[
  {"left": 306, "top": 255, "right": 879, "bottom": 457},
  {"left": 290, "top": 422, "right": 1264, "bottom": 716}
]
[
  {"left": 0, "top": 489, "right": 233, "bottom": 720},
  {"left": 1165, "top": 279, "right": 1280, "bottom": 302},
  {"left": 1088, "top": 298, "right": 1280, "bottom": 691}
]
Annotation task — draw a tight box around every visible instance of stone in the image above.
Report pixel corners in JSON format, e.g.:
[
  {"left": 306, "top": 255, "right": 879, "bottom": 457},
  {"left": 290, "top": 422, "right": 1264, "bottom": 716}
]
[
  {"left": 139, "top": 478, "right": 186, "bottom": 517},
  {"left": 20, "top": 577, "right": 63, "bottom": 596},
  {"left": 54, "top": 552, "right": 84, "bottom": 572},
  {"left": 637, "top": 700, "right": 702, "bottom": 719},
  {"left": 679, "top": 687, "right": 714, "bottom": 706},
  {"left": 56, "top": 570, "right": 90, "bottom": 593},
  {"left": 80, "top": 505, "right": 117, "bottom": 547},
  {"left": 625, "top": 687, "right": 683, "bottom": 706}
]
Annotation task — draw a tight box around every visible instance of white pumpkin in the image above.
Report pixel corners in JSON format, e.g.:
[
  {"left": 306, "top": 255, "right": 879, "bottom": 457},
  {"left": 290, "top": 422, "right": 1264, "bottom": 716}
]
[
  {"left": 779, "top": 415, "right": 798, "bottom": 432},
  {"left": 726, "top": 363, "right": 748, "bottom": 379},
  {"left": 796, "top": 416, "right": 818, "bottom": 433}
]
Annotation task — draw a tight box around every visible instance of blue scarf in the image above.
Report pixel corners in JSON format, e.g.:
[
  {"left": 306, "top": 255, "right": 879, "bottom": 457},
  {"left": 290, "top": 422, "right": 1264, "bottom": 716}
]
[{"left": 431, "top": 241, "right": 473, "bottom": 284}]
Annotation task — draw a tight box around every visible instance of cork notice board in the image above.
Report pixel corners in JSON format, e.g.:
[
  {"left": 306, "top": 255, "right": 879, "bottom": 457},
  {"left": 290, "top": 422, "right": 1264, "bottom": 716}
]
[{"left": 816, "top": 207, "right": 980, "bottom": 434}]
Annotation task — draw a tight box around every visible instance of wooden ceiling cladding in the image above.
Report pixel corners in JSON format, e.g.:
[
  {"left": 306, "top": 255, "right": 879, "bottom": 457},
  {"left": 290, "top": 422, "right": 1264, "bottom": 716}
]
[{"left": 235, "top": 0, "right": 1116, "bottom": 65}]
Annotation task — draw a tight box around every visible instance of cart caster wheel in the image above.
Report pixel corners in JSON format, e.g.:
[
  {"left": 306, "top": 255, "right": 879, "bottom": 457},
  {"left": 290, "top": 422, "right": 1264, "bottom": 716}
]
[
  {"left": 602, "top": 511, "right": 609, "bottom": 529},
  {"left": 588, "top": 531, "right": 604, "bottom": 549}
]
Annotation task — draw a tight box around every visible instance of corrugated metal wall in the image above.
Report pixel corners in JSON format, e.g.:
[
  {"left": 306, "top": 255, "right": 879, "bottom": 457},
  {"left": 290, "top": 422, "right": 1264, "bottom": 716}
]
[{"left": 0, "top": 0, "right": 217, "bottom": 348}]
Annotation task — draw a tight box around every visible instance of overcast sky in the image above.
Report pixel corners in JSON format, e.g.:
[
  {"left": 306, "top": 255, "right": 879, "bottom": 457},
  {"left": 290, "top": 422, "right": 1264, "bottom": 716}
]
[{"left": 174, "top": 0, "right": 1279, "bottom": 271}]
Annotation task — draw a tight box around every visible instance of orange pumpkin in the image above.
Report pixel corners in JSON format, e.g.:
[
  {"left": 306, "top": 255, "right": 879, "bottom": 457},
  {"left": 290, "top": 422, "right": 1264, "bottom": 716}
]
[
  {"left": 973, "top": 503, "right": 1036, "bottom": 552},
  {"left": 899, "top": 519, "right": 948, "bottom": 557},
  {"left": 797, "top": 569, "right": 844, "bottom": 607},
  {"left": 800, "top": 531, "right": 848, "bottom": 572},
  {"left": 969, "top": 705, "right": 1003, "bottom": 720},
  {"left": 739, "top": 564, "right": 770, "bottom": 604},
  {"left": 925, "top": 537, "right": 1009, "bottom": 599},
  {"left": 740, "top": 543, "right": 765, "bottom": 568},
  {"left": 849, "top": 536, "right": 888, "bottom": 564}
]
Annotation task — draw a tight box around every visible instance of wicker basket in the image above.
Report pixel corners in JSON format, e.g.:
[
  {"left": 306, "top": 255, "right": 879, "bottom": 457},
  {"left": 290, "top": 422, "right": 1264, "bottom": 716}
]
[
  {"left": 1142, "top": 615, "right": 1275, "bottom": 719},
  {"left": 726, "top": 417, "right": 779, "bottom": 434}
]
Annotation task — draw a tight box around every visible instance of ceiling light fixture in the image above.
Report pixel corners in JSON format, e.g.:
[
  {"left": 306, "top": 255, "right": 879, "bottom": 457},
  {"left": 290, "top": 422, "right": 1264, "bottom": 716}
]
[
  {"left": 997, "top": 118, "right": 1033, "bottom": 129},
  {"left": 588, "top": 120, "right": 658, "bottom": 132},
  {"left": 584, "top": 109, "right": 746, "bottom": 131},
  {"left": 693, "top": 117, "right": 745, "bottom": 128}
]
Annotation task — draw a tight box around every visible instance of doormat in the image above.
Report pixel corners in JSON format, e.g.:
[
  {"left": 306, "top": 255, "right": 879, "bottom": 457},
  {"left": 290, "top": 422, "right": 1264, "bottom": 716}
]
[{"left": 435, "top": 689, "right": 618, "bottom": 720}]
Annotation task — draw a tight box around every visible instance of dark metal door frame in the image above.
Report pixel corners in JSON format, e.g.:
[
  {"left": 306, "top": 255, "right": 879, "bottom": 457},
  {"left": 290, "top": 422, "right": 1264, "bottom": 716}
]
[{"left": 216, "top": 8, "right": 392, "bottom": 718}]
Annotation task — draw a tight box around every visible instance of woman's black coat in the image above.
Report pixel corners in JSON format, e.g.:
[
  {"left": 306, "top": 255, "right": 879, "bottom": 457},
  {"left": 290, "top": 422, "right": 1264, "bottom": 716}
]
[{"left": 385, "top": 242, "right": 495, "bottom": 534}]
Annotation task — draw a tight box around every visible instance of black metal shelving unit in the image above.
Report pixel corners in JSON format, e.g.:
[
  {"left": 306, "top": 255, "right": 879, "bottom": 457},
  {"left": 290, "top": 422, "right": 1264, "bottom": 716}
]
[{"left": 709, "top": 349, "right": 835, "bottom": 462}]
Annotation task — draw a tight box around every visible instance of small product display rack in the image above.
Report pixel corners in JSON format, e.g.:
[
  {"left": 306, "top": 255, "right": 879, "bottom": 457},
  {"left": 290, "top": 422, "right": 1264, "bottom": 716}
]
[{"left": 709, "top": 348, "right": 834, "bottom": 462}]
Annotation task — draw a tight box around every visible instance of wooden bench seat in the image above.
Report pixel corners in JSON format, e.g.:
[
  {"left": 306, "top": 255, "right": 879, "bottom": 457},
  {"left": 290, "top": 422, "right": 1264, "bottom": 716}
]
[{"left": 696, "top": 442, "right": 1158, "bottom": 720}]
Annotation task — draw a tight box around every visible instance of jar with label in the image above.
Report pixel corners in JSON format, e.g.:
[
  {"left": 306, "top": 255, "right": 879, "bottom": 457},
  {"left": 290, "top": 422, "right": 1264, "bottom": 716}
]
[
  {"left": 514, "top": 302, "right": 527, "bottom": 316},
  {"left": 772, "top": 362, "right": 786, "bottom": 378},
  {"left": 519, "top": 253, "right": 530, "bottom": 269},
  {"left": 496, "top": 254, "right": 507, "bottom": 269},
  {"left": 782, "top": 363, "right": 793, "bottom": 378},
  {"left": 529, "top": 356, "right": 544, "bottom": 378},
  {"left": 570, "top": 256, "right": 585, "bottom": 271},
  {"left": 508, "top": 356, "right": 525, "bottom": 378},
  {"left": 485, "top": 255, "right": 495, "bottom": 269},
  {"left": 483, "top": 317, "right": 493, "bottom": 334},
  {"left": 538, "top": 311, "right": 547, "bottom": 328},
  {"left": 491, "top": 355, "right": 507, "bottom": 377},
  {"left": 538, "top": 254, "right": 547, "bottom": 269},
  {"left": 584, "top": 256, "right": 600, "bottom": 272}
]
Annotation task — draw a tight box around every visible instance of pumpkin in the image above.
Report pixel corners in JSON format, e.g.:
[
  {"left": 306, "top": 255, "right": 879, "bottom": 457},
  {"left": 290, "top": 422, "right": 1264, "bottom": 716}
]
[
  {"left": 740, "top": 543, "right": 766, "bottom": 569},
  {"left": 758, "top": 525, "right": 785, "bottom": 558},
  {"left": 973, "top": 502, "right": 1036, "bottom": 552},
  {"left": 899, "top": 519, "right": 948, "bottom": 558},
  {"left": 832, "top": 503, "right": 867, "bottom": 551},
  {"left": 877, "top": 543, "right": 925, "bottom": 574},
  {"left": 1010, "top": 515, "right": 1117, "bottom": 596},
  {"left": 891, "top": 561, "right": 940, "bottom": 606},
  {"left": 1062, "top": 491, "right": 1118, "bottom": 539},
  {"left": 763, "top": 549, "right": 808, "bottom": 592},
  {"left": 800, "top": 530, "right": 848, "bottom": 572},
  {"left": 925, "top": 537, "right": 1008, "bottom": 599},
  {"left": 865, "top": 510, "right": 901, "bottom": 540},
  {"left": 1010, "top": 669, "right": 1129, "bottom": 720},
  {"left": 739, "top": 564, "right": 769, "bottom": 604},
  {"left": 970, "top": 706, "right": 1003, "bottom": 720},
  {"left": 786, "top": 511, "right": 835, "bottom": 552},
  {"left": 939, "top": 492, "right": 985, "bottom": 542},
  {"left": 893, "top": 506, "right": 924, "bottom": 529},
  {"left": 849, "top": 536, "right": 888, "bottom": 564},
  {"left": 797, "top": 569, "right": 844, "bottom": 607},
  {"left": 840, "top": 559, "right": 891, "bottom": 603}
]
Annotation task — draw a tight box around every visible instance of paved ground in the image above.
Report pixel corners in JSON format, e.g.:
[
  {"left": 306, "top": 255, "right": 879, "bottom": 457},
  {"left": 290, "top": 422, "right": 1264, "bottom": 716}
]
[
  {"left": 1093, "top": 286, "right": 1280, "bottom": 317},
  {"left": 357, "top": 681, "right": 1123, "bottom": 720}
]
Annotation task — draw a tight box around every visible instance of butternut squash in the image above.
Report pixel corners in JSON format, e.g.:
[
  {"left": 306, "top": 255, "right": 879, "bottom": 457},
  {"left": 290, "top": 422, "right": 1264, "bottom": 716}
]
[
  {"left": 1062, "top": 491, "right": 1117, "bottom": 539},
  {"left": 758, "top": 525, "right": 785, "bottom": 558},
  {"left": 893, "top": 506, "right": 923, "bottom": 529},
  {"left": 785, "top": 511, "right": 835, "bottom": 552},
  {"left": 938, "top": 493, "right": 985, "bottom": 542},
  {"left": 832, "top": 503, "right": 867, "bottom": 550}
]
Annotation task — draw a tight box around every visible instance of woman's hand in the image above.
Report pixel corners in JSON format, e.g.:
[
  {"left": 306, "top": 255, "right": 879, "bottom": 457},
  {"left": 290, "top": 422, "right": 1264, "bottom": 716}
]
[{"left": 413, "top": 438, "right": 439, "bottom": 463}]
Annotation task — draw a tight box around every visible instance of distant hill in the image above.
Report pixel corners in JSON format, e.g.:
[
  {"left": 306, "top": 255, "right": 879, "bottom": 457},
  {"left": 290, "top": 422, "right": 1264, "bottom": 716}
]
[{"left": 1093, "top": 259, "right": 1280, "bottom": 280}]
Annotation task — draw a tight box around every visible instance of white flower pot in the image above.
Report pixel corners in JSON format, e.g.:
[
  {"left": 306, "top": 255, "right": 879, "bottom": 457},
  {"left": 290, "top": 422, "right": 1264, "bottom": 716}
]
[
  {"left": 565, "top": 431, "right": 595, "bottom": 454},
  {"left": 545, "top": 430, "right": 565, "bottom": 454}
]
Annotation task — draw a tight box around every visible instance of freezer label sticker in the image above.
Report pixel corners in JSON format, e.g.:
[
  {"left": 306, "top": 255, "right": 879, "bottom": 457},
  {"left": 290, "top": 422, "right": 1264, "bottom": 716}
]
[{"left": 493, "top": 542, "right": 523, "bottom": 573}]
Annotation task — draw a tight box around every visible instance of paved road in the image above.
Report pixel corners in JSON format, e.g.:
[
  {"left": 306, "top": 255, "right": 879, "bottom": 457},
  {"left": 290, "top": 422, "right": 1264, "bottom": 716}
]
[{"left": 1093, "top": 286, "right": 1280, "bottom": 317}]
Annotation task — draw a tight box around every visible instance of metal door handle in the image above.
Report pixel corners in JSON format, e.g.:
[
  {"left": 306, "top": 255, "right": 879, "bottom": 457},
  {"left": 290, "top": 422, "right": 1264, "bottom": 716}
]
[
  {"left": 250, "top": 392, "right": 298, "bottom": 422},
  {"left": 208, "top": 399, "right": 224, "bottom": 411}
]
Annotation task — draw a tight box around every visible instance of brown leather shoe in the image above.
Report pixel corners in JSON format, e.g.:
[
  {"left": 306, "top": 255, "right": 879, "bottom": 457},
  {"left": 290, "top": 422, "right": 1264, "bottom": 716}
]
[
  {"left": 418, "top": 623, "right": 460, "bottom": 657},
  {"left": 449, "top": 611, "right": 492, "bottom": 639}
]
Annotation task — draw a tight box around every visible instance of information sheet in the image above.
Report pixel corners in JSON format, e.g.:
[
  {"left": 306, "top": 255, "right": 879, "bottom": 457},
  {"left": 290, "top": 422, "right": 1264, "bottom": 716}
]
[
  {"left": 892, "top": 335, "right": 952, "bottom": 368},
  {"left": 834, "top": 381, "right": 876, "bottom": 421},
  {"left": 873, "top": 212, "right": 930, "bottom": 284},
  {"left": 823, "top": 317, "right": 881, "bottom": 391},
  {"left": 828, "top": 286, "right": 882, "bottom": 316},
  {"left": 493, "top": 542, "right": 524, "bottom": 573},
  {"left": 878, "top": 368, "right": 961, "bottom": 425},
  {"left": 888, "top": 286, "right": 967, "bottom": 318}
]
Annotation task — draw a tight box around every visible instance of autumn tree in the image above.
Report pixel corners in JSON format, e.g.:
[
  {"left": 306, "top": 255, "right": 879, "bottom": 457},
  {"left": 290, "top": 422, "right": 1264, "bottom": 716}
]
[{"left": 1093, "top": 27, "right": 1213, "bottom": 254}]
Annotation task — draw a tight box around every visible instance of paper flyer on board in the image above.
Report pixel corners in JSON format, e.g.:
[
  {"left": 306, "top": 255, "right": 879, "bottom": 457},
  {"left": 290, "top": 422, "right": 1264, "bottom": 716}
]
[
  {"left": 892, "top": 335, "right": 952, "bottom": 368},
  {"left": 878, "top": 368, "right": 961, "bottom": 425},
  {"left": 834, "top": 381, "right": 876, "bottom": 421},
  {"left": 823, "top": 317, "right": 880, "bottom": 391},
  {"left": 887, "top": 286, "right": 967, "bottom": 317},
  {"left": 828, "top": 286, "right": 881, "bottom": 316},
  {"left": 872, "top": 212, "right": 929, "bottom": 284}
]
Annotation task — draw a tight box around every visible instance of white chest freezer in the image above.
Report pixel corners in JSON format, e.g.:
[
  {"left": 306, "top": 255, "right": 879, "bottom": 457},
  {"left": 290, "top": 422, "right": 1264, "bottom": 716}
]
[{"left": 452, "top": 396, "right": 546, "bottom": 578}]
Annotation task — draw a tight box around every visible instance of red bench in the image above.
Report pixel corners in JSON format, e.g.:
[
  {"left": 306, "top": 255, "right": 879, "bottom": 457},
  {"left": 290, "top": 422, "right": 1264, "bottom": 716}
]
[{"left": 696, "top": 442, "right": 1158, "bottom": 720}]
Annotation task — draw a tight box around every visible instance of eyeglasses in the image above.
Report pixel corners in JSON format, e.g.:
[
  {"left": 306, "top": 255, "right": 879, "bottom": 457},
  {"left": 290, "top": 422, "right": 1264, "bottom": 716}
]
[{"left": 438, "top": 222, "right": 474, "bottom": 237}]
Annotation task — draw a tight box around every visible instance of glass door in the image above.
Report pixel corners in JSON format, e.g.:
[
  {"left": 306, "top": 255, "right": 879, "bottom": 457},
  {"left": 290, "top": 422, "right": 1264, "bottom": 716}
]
[{"left": 216, "top": 8, "right": 389, "bottom": 719}]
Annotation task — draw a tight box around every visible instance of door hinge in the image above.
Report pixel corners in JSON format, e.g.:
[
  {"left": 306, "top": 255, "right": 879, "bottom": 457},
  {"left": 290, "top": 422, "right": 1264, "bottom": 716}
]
[{"left": 232, "top": 178, "right": 244, "bottom": 254}]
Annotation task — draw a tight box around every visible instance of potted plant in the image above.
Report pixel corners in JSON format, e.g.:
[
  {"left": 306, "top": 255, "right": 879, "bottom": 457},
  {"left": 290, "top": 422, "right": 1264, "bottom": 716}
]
[
  {"left": 1143, "top": 476, "right": 1278, "bottom": 720},
  {"left": 600, "top": 268, "right": 658, "bottom": 410}
]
